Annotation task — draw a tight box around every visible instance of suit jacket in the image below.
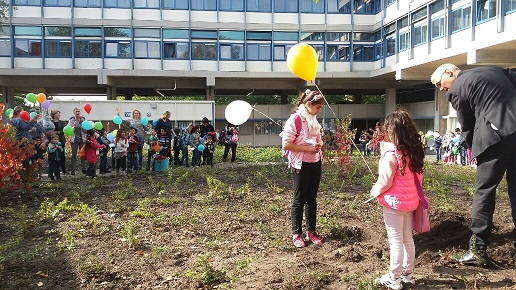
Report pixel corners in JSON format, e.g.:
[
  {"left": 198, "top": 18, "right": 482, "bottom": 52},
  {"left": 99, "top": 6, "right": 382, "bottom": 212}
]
[{"left": 446, "top": 66, "right": 516, "bottom": 158}]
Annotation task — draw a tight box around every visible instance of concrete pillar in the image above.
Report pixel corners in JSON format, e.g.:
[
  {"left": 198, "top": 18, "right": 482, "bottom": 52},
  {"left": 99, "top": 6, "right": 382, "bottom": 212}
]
[
  {"left": 106, "top": 87, "right": 117, "bottom": 100},
  {"left": 435, "top": 88, "right": 449, "bottom": 134},
  {"left": 280, "top": 93, "right": 288, "bottom": 104},
  {"left": 206, "top": 86, "right": 215, "bottom": 101},
  {"left": 1, "top": 87, "right": 15, "bottom": 108},
  {"left": 124, "top": 93, "right": 133, "bottom": 101},
  {"left": 385, "top": 88, "right": 396, "bottom": 115}
]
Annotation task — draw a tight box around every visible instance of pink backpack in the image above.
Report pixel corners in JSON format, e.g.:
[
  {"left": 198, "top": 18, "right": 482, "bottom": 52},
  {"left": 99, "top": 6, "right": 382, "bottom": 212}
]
[
  {"left": 230, "top": 131, "right": 239, "bottom": 143},
  {"left": 282, "top": 114, "right": 302, "bottom": 158}
]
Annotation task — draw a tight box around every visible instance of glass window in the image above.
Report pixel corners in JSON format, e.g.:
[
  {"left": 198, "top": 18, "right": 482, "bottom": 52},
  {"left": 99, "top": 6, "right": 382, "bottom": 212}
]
[
  {"left": 353, "top": 32, "right": 376, "bottom": 41},
  {"left": 508, "top": 0, "right": 516, "bottom": 13},
  {"left": 191, "top": 30, "right": 217, "bottom": 39},
  {"left": 75, "top": 40, "right": 102, "bottom": 57},
  {"left": 191, "top": 0, "right": 216, "bottom": 10},
  {"left": 300, "top": 32, "right": 324, "bottom": 41},
  {"left": 274, "top": 0, "right": 298, "bottom": 12},
  {"left": 247, "top": 31, "right": 272, "bottom": 40},
  {"left": 412, "top": 7, "right": 427, "bottom": 22},
  {"left": 375, "top": 44, "right": 382, "bottom": 60},
  {"left": 105, "top": 41, "right": 132, "bottom": 58},
  {"left": 326, "top": 45, "right": 349, "bottom": 61},
  {"left": 45, "top": 27, "right": 72, "bottom": 37},
  {"left": 104, "top": 27, "right": 132, "bottom": 37},
  {"left": 135, "top": 41, "right": 160, "bottom": 58},
  {"left": 384, "top": 23, "right": 396, "bottom": 35},
  {"left": 134, "top": 28, "right": 160, "bottom": 38},
  {"left": 413, "top": 23, "right": 427, "bottom": 46},
  {"left": 104, "top": 0, "right": 130, "bottom": 8},
  {"left": 312, "top": 44, "right": 324, "bottom": 60},
  {"left": 134, "top": 0, "right": 159, "bottom": 7},
  {"left": 326, "top": 32, "right": 350, "bottom": 41},
  {"left": 431, "top": 16, "right": 445, "bottom": 39},
  {"left": 353, "top": 45, "right": 373, "bottom": 61},
  {"left": 219, "top": 31, "right": 245, "bottom": 40},
  {"left": 398, "top": 17, "right": 409, "bottom": 29},
  {"left": 398, "top": 31, "right": 409, "bottom": 51},
  {"left": 386, "top": 37, "right": 395, "bottom": 56},
  {"left": 387, "top": 0, "right": 395, "bottom": 6},
  {"left": 162, "top": 29, "right": 189, "bottom": 39},
  {"left": 0, "top": 39, "right": 11, "bottom": 56},
  {"left": 219, "top": 0, "right": 244, "bottom": 10},
  {"left": 163, "top": 42, "right": 189, "bottom": 58},
  {"left": 300, "top": 0, "right": 324, "bottom": 12},
  {"left": 74, "top": 0, "right": 101, "bottom": 7},
  {"left": 246, "top": 0, "right": 272, "bottom": 12},
  {"left": 328, "top": 0, "right": 350, "bottom": 13},
  {"left": 476, "top": 0, "right": 496, "bottom": 22},
  {"left": 273, "top": 31, "right": 298, "bottom": 41},
  {"left": 452, "top": 5, "right": 471, "bottom": 32},
  {"left": 75, "top": 27, "right": 102, "bottom": 37},
  {"left": 273, "top": 44, "right": 292, "bottom": 60},
  {"left": 430, "top": 0, "right": 445, "bottom": 12},
  {"left": 247, "top": 43, "right": 271, "bottom": 60},
  {"left": 43, "top": 0, "right": 71, "bottom": 6},
  {"left": 162, "top": 0, "right": 188, "bottom": 9},
  {"left": 15, "top": 39, "right": 42, "bottom": 56},
  {"left": 220, "top": 44, "right": 244, "bottom": 60},
  {"left": 45, "top": 40, "right": 72, "bottom": 57},
  {"left": 192, "top": 43, "right": 217, "bottom": 59},
  {"left": 14, "top": 0, "right": 41, "bottom": 5},
  {"left": 14, "top": 26, "right": 42, "bottom": 36}
]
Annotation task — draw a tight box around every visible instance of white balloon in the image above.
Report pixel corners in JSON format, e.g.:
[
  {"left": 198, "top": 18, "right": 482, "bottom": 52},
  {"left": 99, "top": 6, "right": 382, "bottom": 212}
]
[{"left": 225, "top": 100, "right": 253, "bottom": 125}]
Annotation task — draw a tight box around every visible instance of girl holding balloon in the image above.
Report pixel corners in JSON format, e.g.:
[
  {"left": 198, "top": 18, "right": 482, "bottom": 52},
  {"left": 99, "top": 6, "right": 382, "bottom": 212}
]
[
  {"left": 282, "top": 89, "right": 325, "bottom": 248},
  {"left": 10, "top": 106, "right": 40, "bottom": 142},
  {"left": 116, "top": 109, "right": 147, "bottom": 168}
]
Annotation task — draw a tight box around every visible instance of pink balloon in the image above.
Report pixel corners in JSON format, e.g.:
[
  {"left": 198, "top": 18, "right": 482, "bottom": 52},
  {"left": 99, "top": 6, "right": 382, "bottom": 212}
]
[{"left": 41, "top": 100, "right": 51, "bottom": 109}]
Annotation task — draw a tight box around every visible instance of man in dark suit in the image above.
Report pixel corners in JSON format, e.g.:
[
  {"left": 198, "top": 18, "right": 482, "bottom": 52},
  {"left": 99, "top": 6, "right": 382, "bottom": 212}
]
[{"left": 431, "top": 64, "right": 516, "bottom": 266}]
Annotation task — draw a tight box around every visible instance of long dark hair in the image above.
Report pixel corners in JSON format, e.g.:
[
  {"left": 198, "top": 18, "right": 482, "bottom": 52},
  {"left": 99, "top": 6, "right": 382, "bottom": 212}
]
[
  {"left": 292, "top": 89, "right": 325, "bottom": 113},
  {"left": 383, "top": 107, "right": 425, "bottom": 175}
]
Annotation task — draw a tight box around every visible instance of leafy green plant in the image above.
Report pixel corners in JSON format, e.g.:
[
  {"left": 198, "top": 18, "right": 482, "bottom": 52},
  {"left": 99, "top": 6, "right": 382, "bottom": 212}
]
[
  {"left": 185, "top": 255, "right": 227, "bottom": 287},
  {"left": 120, "top": 219, "right": 141, "bottom": 247}
]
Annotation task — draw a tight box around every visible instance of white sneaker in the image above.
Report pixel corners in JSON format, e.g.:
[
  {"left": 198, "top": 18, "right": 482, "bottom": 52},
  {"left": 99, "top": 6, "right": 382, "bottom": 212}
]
[
  {"left": 376, "top": 273, "right": 403, "bottom": 290},
  {"left": 401, "top": 273, "right": 415, "bottom": 284}
]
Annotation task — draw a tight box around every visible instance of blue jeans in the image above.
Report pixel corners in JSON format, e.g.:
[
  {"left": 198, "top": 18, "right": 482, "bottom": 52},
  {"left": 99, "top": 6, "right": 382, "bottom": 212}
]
[
  {"left": 127, "top": 152, "right": 139, "bottom": 172},
  {"left": 138, "top": 147, "right": 143, "bottom": 168},
  {"left": 191, "top": 149, "right": 199, "bottom": 167},
  {"left": 99, "top": 151, "right": 108, "bottom": 173},
  {"left": 181, "top": 147, "right": 189, "bottom": 166},
  {"left": 435, "top": 147, "right": 442, "bottom": 161}
]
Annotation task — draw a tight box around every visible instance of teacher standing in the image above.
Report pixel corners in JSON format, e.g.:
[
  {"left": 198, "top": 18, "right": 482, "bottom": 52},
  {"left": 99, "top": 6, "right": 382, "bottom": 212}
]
[{"left": 155, "top": 110, "right": 173, "bottom": 161}]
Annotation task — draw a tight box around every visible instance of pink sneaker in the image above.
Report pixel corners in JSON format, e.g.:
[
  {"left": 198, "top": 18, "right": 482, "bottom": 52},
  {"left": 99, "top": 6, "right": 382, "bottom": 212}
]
[
  {"left": 293, "top": 234, "right": 306, "bottom": 248},
  {"left": 306, "top": 231, "right": 323, "bottom": 245}
]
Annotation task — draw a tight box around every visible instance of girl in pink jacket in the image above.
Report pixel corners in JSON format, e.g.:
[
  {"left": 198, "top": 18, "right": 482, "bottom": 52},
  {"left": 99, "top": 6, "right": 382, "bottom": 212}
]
[
  {"left": 370, "top": 108, "right": 425, "bottom": 289},
  {"left": 282, "top": 89, "right": 325, "bottom": 248},
  {"left": 85, "top": 129, "right": 105, "bottom": 179}
]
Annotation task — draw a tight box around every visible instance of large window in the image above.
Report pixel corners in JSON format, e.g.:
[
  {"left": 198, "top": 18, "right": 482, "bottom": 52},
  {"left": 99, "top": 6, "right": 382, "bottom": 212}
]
[
  {"left": 353, "top": 45, "right": 374, "bottom": 61},
  {"left": 0, "top": 40, "right": 10, "bottom": 56},
  {"left": 43, "top": 0, "right": 71, "bottom": 6},
  {"left": 15, "top": 26, "right": 42, "bottom": 36},
  {"left": 219, "top": 0, "right": 244, "bottom": 11},
  {"left": 300, "top": 0, "right": 324, "bottom": 13},
  {"left": 190, "top": 0, "right": 216, "bottom": 10},
  {"left": 326, "top": 45, "right": 349, "bottom": 61},
  {"left": 274, "top": 0, "right": 298, "bottom": 12},
  {"left": 273, "top": 44, "right": 292, "bottom": 60},
  {"left": 75, "top": 40, "right": 102, "bottom": 57},
  {"left": 386, "top": 37, "right": 395, "bottom": 56},
  {"left": 104, "top": 0, "right": 131, "bottom": 8},
  {"left": 134, "top": 0, "right": 159, "bottom": 8},
  {"left": 105, "top": 27, "right": 132, "bottom": 37},
  {"left": 413, "top": 23, "right": 427, "bottom": 46},
  {"left": 163, "top": 42, "right": 189, "bottom": 59},
  {"left": 74, "top": 0, "right": 101, "bottom": 7},
  {"left": 192, "top": 43, "right": 217, "bottom": 59},
  {"left": 247, "top": 43, "right": 271, "bottom": 60},
  {"left": 326, "top": 32, "right": 350, "bottom": 41},
  {"left": 105, "top": 41, "right": 132, "bottom": 58},
  {"left": 246, "top": 0, "right": 271, "bottom": 12},
  {"left": 452, "top": 5, "right": 471, "bottom": 32},
  {"left": 162, "top": 0, "right": 188, "bottom": 9},
  {"left": 219, "top": 31, "right": 245, "bottom": 40},
  {"left": 134, "top": 41, "right": 160, "bottom": 58},
  {"left": 398, "top": 31, "right": 409, "bottom": 51},
  {"left": 431, "top": 16, "right": 445, "bottom": 39},
  {"left": 328, "top": 0, "right": 350, "bottom": 13},
  {"left": 220, "top": 44, "right": 244, "bottom": 60},
  {"left": 15, "top": 40, "right": 42, "bottom": 57},
  {"left": 45, "top": 40, "right": 72, "bottom": 57},
  {"left": 14, "top": 0, "right": 41, "bottom": 5},
  {"left": 508, "top": 0, "right": 516, "bottom": 13},
  {"left": 476, "top": 0, "right": 496, "bottom": 22}
]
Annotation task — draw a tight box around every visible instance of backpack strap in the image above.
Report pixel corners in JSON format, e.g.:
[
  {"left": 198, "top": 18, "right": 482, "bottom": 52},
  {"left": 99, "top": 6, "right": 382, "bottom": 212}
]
[{"left": 293, "top": 113, "right": 302, "bottom": 137}]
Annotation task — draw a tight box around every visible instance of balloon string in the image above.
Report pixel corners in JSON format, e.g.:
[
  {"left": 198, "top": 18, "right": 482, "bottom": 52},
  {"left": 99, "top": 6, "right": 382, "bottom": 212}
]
[
  {"left": 313, "top": 82, "right": 376, "bottom": 181},
  {"left": 251, "top": 107, "right": 283, "bottom": 127}
]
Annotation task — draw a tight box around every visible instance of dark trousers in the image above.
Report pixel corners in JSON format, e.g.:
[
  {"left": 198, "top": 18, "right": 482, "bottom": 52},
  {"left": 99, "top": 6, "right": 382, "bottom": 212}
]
[
  {"left": 87, "top": 161, "right": 96, "bottom": 177},
  {"left": 116, "top": 156, "right": 127, "bottom": 171},
  {"left": 291, "top": 161, "right": 322, "bottom": 235},
  {"left": 191, "top": 149, "right": 199, "bottom": 167},
  {"left": 146, "top": 150, "right": 155, "bottom": 170},
  {"left": 435, "top": 147, "right": 442, "bottom": 161},
  {"left": 206, "top": 153, "right": 213, "bottom": 166},
  {"left": 111, "top": 147, "right": 116, "bottom": 168},
  {"left": 59, "top": 150, "right": 66, "bottom": 173},
  {"left": 99, "top": 152, "right": 108, "bottom": 173},
  {"left": 48, "top": 159, "right": 61, "bottom": 180},
  {"left": 181, "top": 147, "right": 189, "bottom": 167},
  {"left": 202, "top": 149, "right": 208, "bottom": 164},
  {"left": 127, "top": 152, "right": 138, "bottom": 172},
  {"left": 173, "top": 148, "right": 182, "bottom": 165},
  {"left": 470, "top": 132, "right": 516, "bottom": 250},
  {"left": 223, "top": 143, "right": 237, "bottom": 162}
]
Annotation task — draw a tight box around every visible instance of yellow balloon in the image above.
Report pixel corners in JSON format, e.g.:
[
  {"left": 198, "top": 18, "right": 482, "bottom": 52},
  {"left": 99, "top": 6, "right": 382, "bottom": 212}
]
[
  {"left": 112, "top": 129, "right": 118, "bottom": 137},
  {"left": 287, "top": 43, "right": 318, "bottom": 81}
]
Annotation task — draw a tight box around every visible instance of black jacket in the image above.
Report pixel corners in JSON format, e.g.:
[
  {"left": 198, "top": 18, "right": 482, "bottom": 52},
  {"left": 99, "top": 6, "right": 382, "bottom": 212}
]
[{"left": 446, "top": 66, "right": 516, "bottom": 158}]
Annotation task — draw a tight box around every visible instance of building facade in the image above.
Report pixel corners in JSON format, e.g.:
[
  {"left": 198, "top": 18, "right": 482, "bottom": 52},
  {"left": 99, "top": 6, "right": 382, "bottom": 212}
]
[{"left": 1, "top": 0, "right": 515, "bottom": 143}]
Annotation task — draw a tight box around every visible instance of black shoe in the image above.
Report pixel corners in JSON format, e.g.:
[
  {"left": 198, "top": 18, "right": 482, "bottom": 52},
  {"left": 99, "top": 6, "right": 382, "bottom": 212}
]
[
  {"left": 70, "top": 171, "right": 75, "bottom": 175},
  {"left": 451, "top": 250, "right": 489, "bottom": 266}
]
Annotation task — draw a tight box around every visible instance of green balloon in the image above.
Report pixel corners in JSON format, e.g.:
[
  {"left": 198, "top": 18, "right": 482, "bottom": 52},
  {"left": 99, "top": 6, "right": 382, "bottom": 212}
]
[
  {"left": 5, "top": 108, "right": 12, "bottom": 118},
  {"left": 63, "top": 125, "right": 74, "bottom": 136},
  {"left": 26, "top": 93, "right": 37, "bottom": 103},
  {"left": 94, "top": 122, "right": 103, "bottom": 130}
]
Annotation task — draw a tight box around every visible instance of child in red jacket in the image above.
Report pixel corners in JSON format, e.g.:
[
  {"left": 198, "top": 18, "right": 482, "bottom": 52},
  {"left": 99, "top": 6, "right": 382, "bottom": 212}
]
[{"left": 85, "top": 129, "right": 105, "bottom": 179}]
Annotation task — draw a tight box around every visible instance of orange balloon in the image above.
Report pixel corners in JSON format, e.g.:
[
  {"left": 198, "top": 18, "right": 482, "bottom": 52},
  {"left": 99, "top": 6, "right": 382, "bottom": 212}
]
[
  {"left": 287, "top": 43, "right": 318, "bottom": 81},
  {"left": 36, "top": 93, "right": 47, "bottom": 104}
]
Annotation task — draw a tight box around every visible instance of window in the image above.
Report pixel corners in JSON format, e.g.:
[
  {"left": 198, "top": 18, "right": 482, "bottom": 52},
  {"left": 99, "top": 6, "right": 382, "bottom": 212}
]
[
  {"left": 162, "top": 0, "right": 188, "bottom": 9},
  {"left": 273, "top": 44, "right": 292, "bottom": 60},
  {"left": 247, "top": 31, "right": 272, "bottom": 40},
  {"left": 105, "top": 41, "right": 132, "bottom": 58},
  {"left": 192, "top": 43, "right": 217, "bottom": 59},
  {"left": 247, "top": 43, "right": 271, "bottom": 60},
  {"left": 104, "top": 27, "right": 132, "bottom": 37},
  {"left": 328, "top": 0, "right": 350, "bottom": 13},
  {"left": 75, "top": 27, "right": 102, "bottom": 37},
  {"left": 273, "top": 32, "right": 298, "bottom": 41},
  {"left": 412, "top": 7, "right": 427, "bottom": 22},
  {"left": 354, "top": 32, "right": 376, "bottom": 41},
  {"left": 326, "top": 32, "right": 350, "bottom": 41},
  {"left": 246, "top": 0, "right": 272, "bottom": 12},
  {"left": 74, "top": 0, "right": 101, "bottom": 7},
  {"left": 430, "top": 0, "right": 444, "bottom": 12},
  {"left": 353, "top": 45, "right": 374, "bottom": 61},
  {"left": 14, "top": 0, "right": 41, "bottom": 5},
  {"left": 312, "top": 44, "right": 324, "bottom": 60},
  {"left": 15, "top": 39, "right": 42, "bottom": 56},
  {"left": 163, "top": 42, "right": 189, "bottom": 58},
  {"left": 220, "top": 44, "right": 244, "bottom": 60},
  {"left": 45, "top": 27, "right": 72, "bottom": 37},
  {"left": 398, "top": 31, "right": 409, "bottom": 51},
  {"left": 375, "top": 44, "right": 382, "bottom": 60},
  {"left": 300, "top": 0, "right": 324, "bottom": 13},
  {"left": 135, "top": 41, "right": 160, "bottom": 58},
  {"left": 75, "top": 40, "right": 102, "bottom": 57},
  {"left": 45, "top": 40, "right": 72, "bottom": 57},
  {"left": 134, "top": 28, "right": 160, "bottom": 38},
  {"left": 326, "top": 45, "right": 349, "bottom": 61},
  {"left": 431, "top": 16, "right": 444, "bottom": 39},
  {"left": 413, "top": 23, "right": 427, "bottom": 46},
  {"left": 191, "top": 0, "right": 216, "bottom": 10},
  {"left": 219, "top": 0, "right": 244, "bottom": 11},
  {"left": 274, "top": 0, "right": 298, "bottom": 12},
  {"left": 0, "top": 40, "right": 11, "bottom": 56},
  {"left": 162, "top": 29, "right": 189, "bottom": 39},
  {"left": 508, "top": 0, "right": 516, "bottom": 13},
  {"left": 134, "top": 0, "right": 159, "bottom": 8},
  {"left": 386, "top": 37, "right": 395, "bottom": 56},
  {"left": 387, "top": 0, "right": 395, "bottom": 6},
  {"left": 43, "top": 0, "right": 71, "bottom": 6},
  {"left": 104, "top": 0, "right": 130, "bottom": 8},
  {"left": 300, "top": 32, "right": 324, "bottom": 41},
  {"left": 191, "top": 30, "right": 217, "bottom": 39},
  {"left": 14, "top": 26, "right": 42, "bottom": 36},
  {"left": 476, "top": 0, "right": 496, "bottom": 22},
  {"left": 219, "top": 31, "right": 245, "bottom": 40},
  {"left": 452, "top": 5, "right": 471, "bottom": 32},
  {"left": 255, "top": 121, "right": 283, "bottom": 135}
]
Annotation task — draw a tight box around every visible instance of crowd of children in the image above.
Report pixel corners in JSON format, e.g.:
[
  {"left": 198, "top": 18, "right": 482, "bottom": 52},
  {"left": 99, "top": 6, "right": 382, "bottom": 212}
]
[{"left": 428, "top": 128, "right": 473, "bottom": 166}]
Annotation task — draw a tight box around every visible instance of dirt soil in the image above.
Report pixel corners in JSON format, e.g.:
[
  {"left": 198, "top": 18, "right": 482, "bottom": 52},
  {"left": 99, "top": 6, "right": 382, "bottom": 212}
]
[{"left": 1, "top": 162, "right": 516, "bottom": 290}]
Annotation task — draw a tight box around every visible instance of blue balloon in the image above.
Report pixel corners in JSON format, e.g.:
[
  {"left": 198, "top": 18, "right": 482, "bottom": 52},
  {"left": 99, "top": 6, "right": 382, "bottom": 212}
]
[
  {"left": 113, "top": 115, "right": 122, "bottom": 125},
  {"left": 197, "top": 144, "right": 205, "bottom": 151},
  {"left": 106, "top": 133, "right": 115, "bottom": 142},
  {"left": 29, "top": 112, "right": 37, "bottom": 121},
  {"left": 152, "top": 120, "right": 158, "bottom": 127},
  {"left": 82, "top": 120, "right": 93, "bottom": 130},
  {"left": 141, "top": 117, "right": 149, "bottom": 126}
]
